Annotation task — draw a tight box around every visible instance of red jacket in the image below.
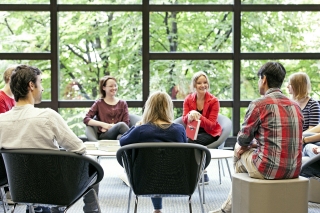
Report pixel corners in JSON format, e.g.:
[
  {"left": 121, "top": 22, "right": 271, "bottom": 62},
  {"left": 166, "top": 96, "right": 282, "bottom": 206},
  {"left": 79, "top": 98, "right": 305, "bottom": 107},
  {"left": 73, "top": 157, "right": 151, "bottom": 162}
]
[{"left": 183, "top": 92, "right": 222, "bottom": 137}]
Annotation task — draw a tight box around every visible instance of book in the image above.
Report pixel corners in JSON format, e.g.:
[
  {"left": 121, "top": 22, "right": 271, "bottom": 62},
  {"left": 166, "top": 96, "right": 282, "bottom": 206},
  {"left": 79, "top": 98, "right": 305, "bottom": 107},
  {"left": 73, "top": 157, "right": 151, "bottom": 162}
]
[
  {"left": 186, "top": 120, "right": 201, "bottom": 140},
  {"left": 98, "top": 140, "right": 120, "bottom": 152}
]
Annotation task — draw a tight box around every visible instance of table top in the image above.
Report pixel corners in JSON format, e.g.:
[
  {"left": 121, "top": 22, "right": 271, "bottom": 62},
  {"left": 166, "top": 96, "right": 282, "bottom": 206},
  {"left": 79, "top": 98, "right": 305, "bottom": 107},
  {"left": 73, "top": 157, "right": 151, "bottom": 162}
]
[
  {"left": 209, "top": 149, "right": 234, "bottom": 159},
  {"left": 86, "top": 149, "right": 117, "bottom": 156}
]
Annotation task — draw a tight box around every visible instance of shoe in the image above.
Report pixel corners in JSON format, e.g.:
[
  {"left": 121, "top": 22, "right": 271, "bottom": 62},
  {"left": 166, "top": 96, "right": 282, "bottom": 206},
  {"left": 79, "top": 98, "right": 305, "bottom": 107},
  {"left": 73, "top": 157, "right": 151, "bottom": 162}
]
[
  {"left": 153, "top": 210, "right": 162, "bottom": 213},
  {"left": 199, "top": 173, "right": 210, "bottom": 185},
  {"left": 208, "top": 209, "right": 226, "bottom": 213},
  {"left": 5, "top": 191, "right": 14, "bottom": 205},
  {"left": 26, "top": 206, "right": 51, "bottom": 213}
]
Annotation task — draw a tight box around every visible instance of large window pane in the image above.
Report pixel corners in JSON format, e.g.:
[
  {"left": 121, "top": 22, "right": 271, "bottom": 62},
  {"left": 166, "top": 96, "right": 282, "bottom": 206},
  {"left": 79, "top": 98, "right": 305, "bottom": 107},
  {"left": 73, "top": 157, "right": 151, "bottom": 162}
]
[
  {"left": 240, "top": 60, "right": 320, "bottom": 100},
  {"left": 0, "top": 60, "right": 51, "bottom": 100},
  {"left": 150, "top": 12, "right": 233, "bottom": 52},
  {"left": 242, "top": 0, "right": 319, "bottom": 4},
  {"left": 0, "top": 12, "right": 50, "bottom": 53},
  {"left": 150, "top": 60, "right": 232, "bottom": 100},
  {"left": 59, "top": 12, "right": 142, "bottom": 101},
  {"left": 58, "top": 0, "right": 141, "bottom": 4},
  {"left": 0, "top": 0, "right": 49, "bottom": 3},
  {"left": 151, "top": 0, "right": 233, "bottom": 4},
  {"left": 242, "top": 12, "right": 320, "bottom": 53}
]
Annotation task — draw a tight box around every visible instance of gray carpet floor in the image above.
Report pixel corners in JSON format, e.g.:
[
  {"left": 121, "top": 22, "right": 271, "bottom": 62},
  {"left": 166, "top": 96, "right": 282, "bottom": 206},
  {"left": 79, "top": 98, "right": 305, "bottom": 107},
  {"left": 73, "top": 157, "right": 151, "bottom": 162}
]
[{"left": 5, "top": 157, "right": 320, "bottom": 213}]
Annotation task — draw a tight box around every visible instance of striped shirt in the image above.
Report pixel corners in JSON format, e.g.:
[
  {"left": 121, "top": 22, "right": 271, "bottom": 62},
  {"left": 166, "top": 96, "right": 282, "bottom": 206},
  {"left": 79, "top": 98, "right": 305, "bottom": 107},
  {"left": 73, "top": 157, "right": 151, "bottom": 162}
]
[
  {"left": 302, "top": 98, "right": 320, "bottom": 131},
  {"left": 238, "top": 88, "right": 303, "bottom": 180}
]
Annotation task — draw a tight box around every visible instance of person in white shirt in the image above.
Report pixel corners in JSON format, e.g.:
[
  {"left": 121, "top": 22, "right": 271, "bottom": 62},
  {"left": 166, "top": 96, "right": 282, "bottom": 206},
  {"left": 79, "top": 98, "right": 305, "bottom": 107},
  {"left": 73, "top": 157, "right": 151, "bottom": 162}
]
[{"left": 0, "top": 65, "right": 99, "bottom": 213}]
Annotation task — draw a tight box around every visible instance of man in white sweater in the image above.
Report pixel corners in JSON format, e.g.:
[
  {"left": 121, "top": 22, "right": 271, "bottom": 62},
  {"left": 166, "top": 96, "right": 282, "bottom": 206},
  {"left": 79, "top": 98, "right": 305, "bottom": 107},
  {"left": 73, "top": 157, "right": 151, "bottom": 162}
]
[{"left": 0, "top": 65, "right": 99, "bottom": 213}]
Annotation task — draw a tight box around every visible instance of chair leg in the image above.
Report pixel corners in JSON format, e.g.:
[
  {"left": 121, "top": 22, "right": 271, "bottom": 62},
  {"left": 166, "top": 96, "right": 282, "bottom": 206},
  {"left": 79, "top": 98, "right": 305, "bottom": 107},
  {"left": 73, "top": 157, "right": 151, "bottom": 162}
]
[
  {"left": 188, "top": 196, "right": 192, "bottom": 213},
  {"left": 134, "top": 196, "right": 138, "bottom": 213},
  {"left": 127, "top": 188, "right": 132, "bottom": 213},
  {"left": 225, "top": 158, "right": 232, "bottom": 181},
  {"left": 202, "top": 171, "right": 205, "bottom": 204},
  {"left": 220, "top": 159, "right": 225, "bottom": 176},
  {"left": 218, "top": 159, "right": 221, "bottom": 184},
  {"left": 197, "top": 186, "right": 205, "bottom": 213},
  {"left": 11, "top": 203, "right": 17, "bottom": 213},
  {"left": 0, "top": 187, "right": 9, "bottom": 213}
]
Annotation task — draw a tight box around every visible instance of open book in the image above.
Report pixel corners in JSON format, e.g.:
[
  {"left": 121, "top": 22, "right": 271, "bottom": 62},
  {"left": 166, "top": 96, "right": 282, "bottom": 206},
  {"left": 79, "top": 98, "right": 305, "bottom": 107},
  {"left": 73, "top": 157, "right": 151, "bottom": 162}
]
[{"left": 186, "top": 120, "right": 201, "bottom": 140}]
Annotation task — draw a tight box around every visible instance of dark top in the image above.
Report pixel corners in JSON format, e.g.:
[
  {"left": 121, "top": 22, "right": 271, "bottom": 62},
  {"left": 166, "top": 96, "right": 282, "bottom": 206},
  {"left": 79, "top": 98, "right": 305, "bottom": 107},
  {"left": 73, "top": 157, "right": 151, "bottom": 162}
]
[
  {"left": 119, "top": 123, "right": 187, "bottom": 146},
  {"left": 83, "top": 99, "right": 129, "bottom": 133}
]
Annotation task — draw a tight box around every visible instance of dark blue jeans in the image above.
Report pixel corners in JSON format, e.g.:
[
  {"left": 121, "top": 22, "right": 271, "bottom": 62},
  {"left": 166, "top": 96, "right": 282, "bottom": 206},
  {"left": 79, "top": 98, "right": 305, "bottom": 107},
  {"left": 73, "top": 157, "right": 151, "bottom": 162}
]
[{"left": 151, "top": 197, "right": 162, "bottom": 210}]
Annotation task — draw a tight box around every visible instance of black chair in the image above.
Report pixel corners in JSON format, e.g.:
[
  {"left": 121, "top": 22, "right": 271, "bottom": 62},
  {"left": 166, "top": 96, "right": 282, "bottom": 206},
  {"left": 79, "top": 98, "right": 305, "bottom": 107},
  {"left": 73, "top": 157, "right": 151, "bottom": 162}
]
[
  {"left": 301, "top": 153, "right": 320, "bottom": 178},
  {"left": 300, "top": 154, "right": 320, "bottom": 204},
  {"left": 0, "top": 156, "right": 9, "bottom": 213},
  {"left": 116, "top": 142, "right": 211, "bottom": 213},
  {"left": 85, "top": 113, "right": 142, "bottom": 141},
  {"left": 0, "top": 149, "right": 104, "bottom": 213}
]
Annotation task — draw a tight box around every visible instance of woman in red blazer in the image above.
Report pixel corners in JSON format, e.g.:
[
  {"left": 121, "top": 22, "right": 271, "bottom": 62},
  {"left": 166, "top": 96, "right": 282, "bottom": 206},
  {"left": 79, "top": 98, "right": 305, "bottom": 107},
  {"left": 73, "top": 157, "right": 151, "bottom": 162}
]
[{"left": 182, "top": 71, "right": 222, "bottom": 146}]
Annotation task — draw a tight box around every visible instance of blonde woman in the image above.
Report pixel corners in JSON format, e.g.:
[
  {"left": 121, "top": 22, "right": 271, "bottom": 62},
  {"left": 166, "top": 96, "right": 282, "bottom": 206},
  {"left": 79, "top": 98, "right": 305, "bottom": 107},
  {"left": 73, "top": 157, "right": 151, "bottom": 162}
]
[
  {"left": 183, "top": 71, "right": 222, "bottom": 146},
  {"left": 120, "top": 91, "right": 187, "bottom": 213},
  {"left": 287, "top": 72, "right": 320, "bottom": 131}
]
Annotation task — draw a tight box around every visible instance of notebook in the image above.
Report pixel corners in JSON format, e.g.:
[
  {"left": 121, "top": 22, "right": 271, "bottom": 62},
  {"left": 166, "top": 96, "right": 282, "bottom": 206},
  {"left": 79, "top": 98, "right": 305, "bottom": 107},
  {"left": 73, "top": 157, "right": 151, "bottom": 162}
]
[{"left": 186, "top": 120, "right": 201, "bottom": 140}]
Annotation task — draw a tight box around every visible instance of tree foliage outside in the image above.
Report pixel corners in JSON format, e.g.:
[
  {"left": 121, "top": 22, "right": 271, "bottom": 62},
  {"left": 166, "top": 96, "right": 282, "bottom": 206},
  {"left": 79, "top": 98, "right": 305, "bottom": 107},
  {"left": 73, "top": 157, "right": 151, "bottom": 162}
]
[{"left": 1, "top": 0, "right": 320, "bottom": 136}]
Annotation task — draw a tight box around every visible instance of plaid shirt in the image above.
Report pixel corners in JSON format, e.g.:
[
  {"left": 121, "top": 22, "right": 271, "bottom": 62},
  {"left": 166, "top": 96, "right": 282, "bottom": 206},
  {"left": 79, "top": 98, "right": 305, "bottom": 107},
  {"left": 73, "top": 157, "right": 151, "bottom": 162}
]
[{"left": 238, "top": 88, "right": 303, "bottom": 179}]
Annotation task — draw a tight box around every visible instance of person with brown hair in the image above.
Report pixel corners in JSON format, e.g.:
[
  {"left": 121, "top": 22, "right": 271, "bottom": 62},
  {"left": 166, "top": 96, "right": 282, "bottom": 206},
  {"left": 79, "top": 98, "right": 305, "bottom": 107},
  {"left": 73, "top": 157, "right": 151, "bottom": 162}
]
[
  {"left": 209, "top": 62, "right": 303, "bottom": 213},
  {"left": 120, "top": 91, "right": 187, "bottom": 213},
  {"left": 287, "top": 72, "right": 320, "bottom": 131},
  {"left": 83, "top": 76, "right": 129, "bottom": 140}
]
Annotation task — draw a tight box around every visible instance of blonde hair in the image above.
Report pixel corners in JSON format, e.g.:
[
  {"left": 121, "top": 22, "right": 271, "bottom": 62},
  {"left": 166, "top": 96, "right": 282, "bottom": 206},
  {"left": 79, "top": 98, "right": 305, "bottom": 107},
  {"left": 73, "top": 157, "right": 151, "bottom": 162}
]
[
  {"left": 191, "top": 71, "right": 210, "bottom": 91},
  {"left": 3, "top": 66, "right": 16, "bottom": 84},
  {"left": 288, "top": 72, "right": 311, "bottom": 100},
  {"left": 142, "top": 91, "right": 174, "bottom": 129}
]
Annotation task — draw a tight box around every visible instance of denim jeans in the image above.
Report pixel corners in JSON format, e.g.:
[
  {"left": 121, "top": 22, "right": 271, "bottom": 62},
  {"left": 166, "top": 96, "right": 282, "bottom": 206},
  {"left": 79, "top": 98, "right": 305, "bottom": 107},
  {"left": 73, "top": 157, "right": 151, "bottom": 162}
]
[{"left": 50, "top": 184, "right": 100, "bottom": 213}]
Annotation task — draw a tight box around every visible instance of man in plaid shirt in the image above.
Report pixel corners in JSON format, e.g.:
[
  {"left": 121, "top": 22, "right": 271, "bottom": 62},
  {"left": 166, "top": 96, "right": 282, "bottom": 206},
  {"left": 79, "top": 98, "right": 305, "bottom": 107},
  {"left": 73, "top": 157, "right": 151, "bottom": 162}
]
[{"left": 210, "top": 62, "right": 303, "bottom": 213}]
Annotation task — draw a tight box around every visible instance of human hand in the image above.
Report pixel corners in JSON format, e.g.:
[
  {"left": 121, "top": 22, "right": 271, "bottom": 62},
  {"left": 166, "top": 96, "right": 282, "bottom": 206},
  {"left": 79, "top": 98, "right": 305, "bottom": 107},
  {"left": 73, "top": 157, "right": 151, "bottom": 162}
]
[
  {"left": 312, "top": 146, "right": 320, "bottom": 155},
  {"left": 235, "top": 145, "right": 251, "bottom": 158},
  {"left": 101, "top": 123, "right": 114, "bottom": 131},
  {"left": 135, "top": 120, "right": 143, "bottom": 126},
  {"left": 188, "top": 110, "right": 201, "bottom": 122}
]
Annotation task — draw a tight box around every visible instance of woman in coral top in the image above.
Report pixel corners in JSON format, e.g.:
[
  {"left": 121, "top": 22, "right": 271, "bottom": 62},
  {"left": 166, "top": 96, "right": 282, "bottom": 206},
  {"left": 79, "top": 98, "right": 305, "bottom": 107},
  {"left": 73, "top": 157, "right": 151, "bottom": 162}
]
[
  {"left": 183, "top": 71, "right": 222, "bottom": 146},
  {"left": 83, "top": 76, "right": 129, "bottom": 140}
]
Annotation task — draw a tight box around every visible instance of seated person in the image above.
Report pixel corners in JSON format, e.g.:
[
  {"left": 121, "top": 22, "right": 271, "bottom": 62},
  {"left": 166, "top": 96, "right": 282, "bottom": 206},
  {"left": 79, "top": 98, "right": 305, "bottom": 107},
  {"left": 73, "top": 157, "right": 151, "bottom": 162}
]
[
  {"left": 83, "top": 76, "right": 129, "bottom": 140},
  {"left": 209, "top": 62, "right": 303, "bottom": 213},
  {"left": 287, "top": 72, "right": 320, "bottom": 131},
  {"left": 0, "top": 65, "right": 99, "bottom": 213},
  {"left": 120, "top": 91, "right": 187, "bottom": 213},
  {"left": 183, "top": 71, "right": 222, "bottom": 184}
]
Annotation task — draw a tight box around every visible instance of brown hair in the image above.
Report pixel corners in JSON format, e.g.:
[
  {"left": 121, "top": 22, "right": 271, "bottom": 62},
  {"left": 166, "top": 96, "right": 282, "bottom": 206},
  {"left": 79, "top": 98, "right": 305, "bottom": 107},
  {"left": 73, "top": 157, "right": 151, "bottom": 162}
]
[
  {"left": 99, "top": 76, "right": 117, "bottom": 98},
  {"left": 288, "top": 72, "right": 311, "bottom": 100}
]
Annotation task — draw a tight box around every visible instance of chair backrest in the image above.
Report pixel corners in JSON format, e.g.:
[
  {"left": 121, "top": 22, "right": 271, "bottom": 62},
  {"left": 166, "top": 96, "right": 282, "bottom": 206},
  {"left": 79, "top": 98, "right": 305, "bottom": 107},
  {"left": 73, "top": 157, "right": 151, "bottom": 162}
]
[
  {"left": 0, "top": 149, "right": 104, "bottom": 206},
  {"left": 300, "top": 154, "right": 320, "bottom": 178},
  {"left": 173, "top": 114, "right": 232, "bottom": 149},
  {"left": 0, "top": 156, "right": 7, "bottom": 186},
  {"left": 85, "top": 113, "right": 142, "bottom": 141},
  {"left": 207, "top": 114, "right": 232, "bottom": 149},
  {"left": 116, "top": 142, "right": 211, "bottom": 197}
]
